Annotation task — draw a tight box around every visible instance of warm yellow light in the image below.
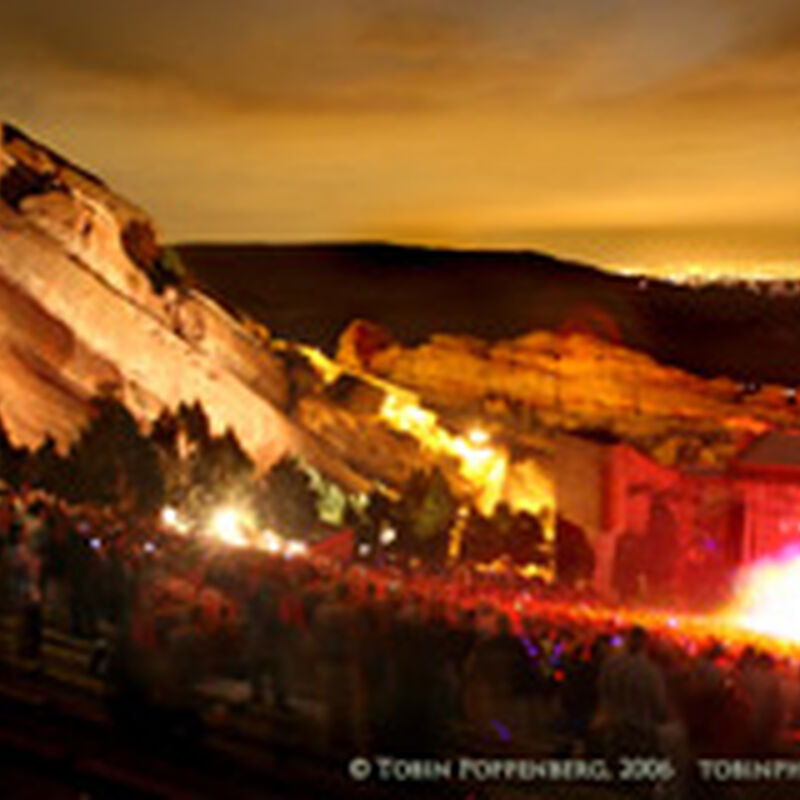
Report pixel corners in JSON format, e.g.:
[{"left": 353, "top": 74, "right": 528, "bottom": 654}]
[
  {"left": 722, "top": 550, "right": 800, "bottom": 643},
  {"left": 285, "top": 539, "right": 308, "bottom": 558},
  {"left": 211, "top": 508, "right": 248, "bottom": 547},
  {"left": 379, "top": 526, "right": 397, "bottom": 546},
  {"left": 467, "top": 428, "right": 490, "bottom": 447},
  {"left": 295, "top": 343, "right": 343, "bottom": 384},
  {"left": 451, "top": 435, "right": 507, "bottom": 514},
  {"left": 161, "top": 505, "right": 190, "bottom": 534},
  {"left": 379, "top": 391, "right": 550, "bottom": 516},
  {"left": 293, "top": 343, "right": 555, "bottom": 519}
]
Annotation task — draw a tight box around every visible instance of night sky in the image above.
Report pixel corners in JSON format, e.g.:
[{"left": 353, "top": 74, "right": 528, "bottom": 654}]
[{"left": 2, "top": 1, "right": 799, "bottom": 278}]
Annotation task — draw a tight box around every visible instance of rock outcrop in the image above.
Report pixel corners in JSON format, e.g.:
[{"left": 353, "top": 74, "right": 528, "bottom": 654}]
[
  {"left": 5, "top": 122, "right": 800, "bottom": 530},
  {"left": 0, "top": 123, "right": 364, "bottom": 485},
  {"left": 0, "top": 123, "right": 505, "bottom": 501},
  {"left": 337, "top": 320, "right": 800, "bottom": 469}
]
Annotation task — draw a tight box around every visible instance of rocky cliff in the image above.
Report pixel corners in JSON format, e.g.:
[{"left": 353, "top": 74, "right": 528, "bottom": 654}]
[
  {"left": 0, "top": 123, "right": 371, "bottom": 487},
  {"left": 337, "top": 320, "right": 800, "bottom": 469},
  {"left": 3, "top": 122, "right": 799, "bottom": 526},
  {"left": 0, "top": 123, "right": 504, "bottom": 503}
]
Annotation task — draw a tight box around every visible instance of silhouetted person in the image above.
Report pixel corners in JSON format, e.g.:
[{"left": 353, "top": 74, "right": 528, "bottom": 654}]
[
  {"left": 555, "top": 516, "right": 595, "bottom": 589},
  {"left": 10, "top": 521, "right": 43, "bottom": 664},
  {"left": 244, "top": 573, "right": 289, "bottom": 710},
  {"left": 612, "top": 529, "right": 643, "bottom": 604},
  {"left": 597, "top": 626, "right": 668, "bottom": 759},
  {"left": 314, "top": 583, "right": 357, "bottom": 752},
  {"left": 562, "top": 634, "right": 610, "bottom": 753},
  {"left": 645, "top": 494, "right": 678, "bottom": 604}
]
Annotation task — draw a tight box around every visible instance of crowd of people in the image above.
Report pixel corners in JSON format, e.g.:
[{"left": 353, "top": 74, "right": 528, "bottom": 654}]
[{"left": 1, "top": 480, "right": 800, "bottom": 794}]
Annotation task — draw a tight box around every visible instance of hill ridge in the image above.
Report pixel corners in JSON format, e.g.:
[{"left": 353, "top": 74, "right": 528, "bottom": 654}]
[{"left": 177, "top": 241, "right": 800, "bottom": 386}]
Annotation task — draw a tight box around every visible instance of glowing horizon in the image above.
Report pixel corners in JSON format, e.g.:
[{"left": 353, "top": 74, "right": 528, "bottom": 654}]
[{"left": 2, "top": 1, "right": 799, "bottom": 281}]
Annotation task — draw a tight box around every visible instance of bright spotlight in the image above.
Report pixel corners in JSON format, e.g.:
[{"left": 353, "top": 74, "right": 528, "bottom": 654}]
[
  {"left": 379, "top": 526, "right": 397, "bottom": 546},
  {"left": 160, "top": 506, "right": 190, "bottom": 534},
  {"left": 467, "top": 427, "right": 490, "bottom": 447},
  {"left": 725, "top": 549, "right": 800, "bottom": 642},
  {"left": 285, "top": 540, "right": 308, "bottom": 558},
  {"left": 262, "top": 530, "right": 282, "bottom": 554},
  {"left": 211, "top": 508, "right": 247, "bottom": 547}
]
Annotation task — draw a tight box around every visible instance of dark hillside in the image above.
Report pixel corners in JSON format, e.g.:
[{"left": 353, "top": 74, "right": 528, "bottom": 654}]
[{"left": 178, "top": 242, "right": 800, "bottom": 385}]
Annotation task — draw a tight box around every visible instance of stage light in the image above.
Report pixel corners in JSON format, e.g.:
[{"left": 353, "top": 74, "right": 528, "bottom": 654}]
[
  {"left": 262, "top": 530, "right": 282, "bottom": 553},
  {"left": 160, "top": 505, "right": 190, "bottom": 534},
  {"left": 379, "top": 526, "right": 397, "bottom": 546},
  {"left": 724, "top": 548, "right": 800, "bottom": 643},
  {"left": 467, "top": 427, "right": 490, "bottom": 447},
  {"left": 285, "top": 540, "right": 308, "bottom": 558},
  {"left": 211, "top": 507, "right": 248, "bottom": 547}
]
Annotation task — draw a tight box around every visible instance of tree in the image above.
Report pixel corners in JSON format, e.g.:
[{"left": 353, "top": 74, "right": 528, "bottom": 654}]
[
  {"left": 395, "top": 467, "right": 457, "bottom": 564},
  {"left": 157, "top": 246, "right": 188, "bottom": 286},
  {"left": 257, "top": 456, "right": 319, "bottom": 538},
  {"left": 151, "top": 403, "right": 255, "bottom": 518},
  {"left": 305, "top": 464, "right": 349, "bottom": 525},
  {"left": 64, "top": 396, "right": 165, "bottom": 515},
  {"left": 26, "top": 435, "right": 67, "bottom": 495},
  {"left": 176, "top": 401, "right": 211, "bottom": 450},
  {"left": 0, "top": 418, "right": 26, "bottom": 488},
  {"left": 191, "top": 428, "right": 254, "bottom": 506},
  {"left": 150, "top": 408, "right": 179, "bottom": 455}
]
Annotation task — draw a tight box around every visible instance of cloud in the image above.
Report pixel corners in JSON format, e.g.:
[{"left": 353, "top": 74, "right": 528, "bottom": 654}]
[
  {"left": 1, "top": 1, "right": 798, "bottom": 278},
  {"left": 0, "top": 1, "right": 486, "bottom": 114},
  {"left": 0, "top": 0, "right": 797, "bottom": 118},
  {"left": 595, "top": 0, "right": 800, "bottom": 112}
]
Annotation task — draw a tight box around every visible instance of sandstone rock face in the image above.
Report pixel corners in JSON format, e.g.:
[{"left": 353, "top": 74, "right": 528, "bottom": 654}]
[
  {"left": 2, "top": 125, "right": 155, "bottom": 303},
  {"left": 0, "top": 123, "right": 503, "bottom": 500},
  {"left": 0, "top": 123, "right": 305, "bottom": 470},
  {"left": 7, "top": 121, "right": 799, "bottom": 534},
  {"left": 338, "top": 321, "right": 800, "bottom": 469}
]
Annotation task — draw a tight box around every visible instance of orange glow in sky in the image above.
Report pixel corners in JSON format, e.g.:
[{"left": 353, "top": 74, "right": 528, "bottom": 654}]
[{"left": 2, "top": 1, "right": 799, "bottom": 279}]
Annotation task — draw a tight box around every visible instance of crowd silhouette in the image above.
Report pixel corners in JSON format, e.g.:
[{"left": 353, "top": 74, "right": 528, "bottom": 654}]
[{"left": 2, "top": 479, "right": 800, "bottom": 800}]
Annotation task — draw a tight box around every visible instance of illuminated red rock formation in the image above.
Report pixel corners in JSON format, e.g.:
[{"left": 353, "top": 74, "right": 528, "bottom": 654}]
[
  {"left": 338, "top": 322, "right": 800, "bottom": 468},
  {"left": 0, "top": 123, "right": 320, "bottom": 475}
]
